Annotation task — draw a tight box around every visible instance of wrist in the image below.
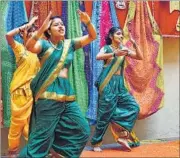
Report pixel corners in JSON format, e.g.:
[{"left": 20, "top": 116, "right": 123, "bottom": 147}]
[
  {"left": 112, "top": 52, "right": 116, "bottom": 58},
  {"left": 32, "top": 33, "right": 40, "bottom": 41},
  {"left": 85, "top": 21, "right": 91, "bottom": 26},
  {"left": 126, "top": 50, "right": 131, "bottom": 56}
]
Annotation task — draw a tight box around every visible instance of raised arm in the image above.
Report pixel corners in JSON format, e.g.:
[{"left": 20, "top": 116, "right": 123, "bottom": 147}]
[
  {"left": 96, "top": 47, "right": 128, "bottom": 60},
  {"left": 25, "top": 11, "right": 52, "bottom": 54},
  {"left": 74, "top": 10, "right": 97, "bottom": 49},
  {"left": 6, "top": 16, "right": 38, "bottom": 46},
  {"left": 125, "top": 37, "right": 143, "bottom": 60}
]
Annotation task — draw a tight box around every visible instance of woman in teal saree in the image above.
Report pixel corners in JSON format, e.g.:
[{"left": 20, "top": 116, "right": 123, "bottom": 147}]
[
  {"left": 91, "top": 27, "right": 143, "bottom": 152},
  {"left": 19, "top": 10, "right": 96, "bottom": 158}
]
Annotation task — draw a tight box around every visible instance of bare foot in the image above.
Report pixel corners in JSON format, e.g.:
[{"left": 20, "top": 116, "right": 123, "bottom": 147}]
[
  {"left": 117, "top": 138, "right": 131, "bottom": 152},
  {"left": 8, "top": 151, "right": 18, "bottom": 158},
  {"left": 93, "top": 147, "right": 102, "bottom": 152}
]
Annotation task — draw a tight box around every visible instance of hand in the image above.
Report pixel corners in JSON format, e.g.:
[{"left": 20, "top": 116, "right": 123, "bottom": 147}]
[
  {"left": 114, "top": 48, "right": 128, "bottom": 57},
  {"left": 77, "top": 9, "right": 91, "bottom": 25},
  {"left": 29, "top": 16, "right": 38, "bottom": 25},
  {"left": 41, "top": 11, "right": 53, "bottom": 31},
  {"left": 19, "top": 24, "right": 28, "bottom": 33}
]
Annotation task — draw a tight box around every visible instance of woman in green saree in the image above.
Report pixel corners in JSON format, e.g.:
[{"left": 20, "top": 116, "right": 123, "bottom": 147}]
[
  {"left": 19, "top": 10, "right": 96, "bottom": 158},
  {"left": 91, "top": 27, "right": 143, "bottom": 152}
]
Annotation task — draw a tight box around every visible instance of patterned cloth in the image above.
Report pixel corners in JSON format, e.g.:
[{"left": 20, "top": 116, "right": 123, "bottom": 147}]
[
  {"left": 28, "top": 1, "right": 61, "bottom": 28},
  {"left": 2, "top": 1, "right": 27, "bottom": 127},
  {"left": 0, "top": 1, "right": 9, "bottom": 126},
  {"left": 86, "top": 1, "right": 120, "bottom": 124},
  {"left": 123, "top": 1, "right": 164, "bottom": 119},
  {"left": 79, "top": 1, "right": 92, "bottom": 107},
  {"left": 67, "top": 1, "right": 88, "bottom": 115}
]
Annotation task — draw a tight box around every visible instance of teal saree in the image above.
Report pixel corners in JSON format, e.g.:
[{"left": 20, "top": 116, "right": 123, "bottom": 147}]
[
  {"left": 91, "top": 45, "right": 140, "bottom": 147},
  {"left": 19, "top": 39, "right": 90, "bottom": 158}
]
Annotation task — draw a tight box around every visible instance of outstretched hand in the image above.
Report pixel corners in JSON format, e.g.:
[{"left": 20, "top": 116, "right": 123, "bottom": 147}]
[
  {"left": 41, "top": 11, "right": 53, "bottom": 31},
  {"left": 77, "top": 9, "right": 91, "bottom": 24},
  {"left": 29, "top": 16, "right": 38, "bottom": 26}
]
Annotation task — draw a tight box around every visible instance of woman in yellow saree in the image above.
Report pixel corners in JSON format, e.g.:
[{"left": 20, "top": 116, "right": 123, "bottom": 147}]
[
  {"left": 5, "top": 17, "right": 39, "bottom": 156},
  {"left": 91, "top": 27, "right": 143, "bottom": 152},
  {"left": 19, "top": 10, "right": 96, "bottom": 158}
]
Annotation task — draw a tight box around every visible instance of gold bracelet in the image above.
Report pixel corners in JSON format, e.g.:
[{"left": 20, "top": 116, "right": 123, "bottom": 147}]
[{"left": 32, "top": 33, "right": 39, "bottom": 41}]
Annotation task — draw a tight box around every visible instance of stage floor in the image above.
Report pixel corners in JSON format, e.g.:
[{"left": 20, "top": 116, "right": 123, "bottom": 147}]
[{"left": 81, "top": 140, "right": 179, "bottom": 157}]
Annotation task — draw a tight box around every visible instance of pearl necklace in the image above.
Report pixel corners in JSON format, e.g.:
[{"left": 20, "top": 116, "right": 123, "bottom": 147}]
[
  {"left": 110, "top": 44, "right": 119, "bottom": 52},
  {"left": 110, "top": 44, "right": 123, "bottom": 50},
  {"left": 49, "top": 40, "right": 63, "bottom": 51}
]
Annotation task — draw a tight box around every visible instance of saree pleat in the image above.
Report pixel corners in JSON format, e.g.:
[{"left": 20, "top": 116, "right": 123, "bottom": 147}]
[
  {"left": 123, "top": 1, "right": 164, "bottom": 119},
  {"left": 67, "top": 1, "right": 88, "bottom": 115}
]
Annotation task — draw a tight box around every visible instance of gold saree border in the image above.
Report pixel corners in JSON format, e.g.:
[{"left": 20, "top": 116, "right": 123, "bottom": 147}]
[
  {"left": 99, "top": 56, "right": 124, "bottom": 94},
  {"left": 35, "top": 40, "right": 71, "bottom": 101},
  {"left": 39, "top": 91, "right": 76, "bottom": 102},
  {"left": 40, "top": 47, "right": 55, "bottom": 67}
]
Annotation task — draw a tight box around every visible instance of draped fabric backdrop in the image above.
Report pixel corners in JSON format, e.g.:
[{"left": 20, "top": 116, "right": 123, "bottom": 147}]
[
  {"left": 28, "top": 1, "right": 62, "bottom": 28},
  {"left": 79, "top": 1, "right": 92, "bottom": 108},
  {"left": 67, "top": 1, "right": 88, "bottom": 115},
  {"left": 1, "top": 1, "right": 165, "bottom": 127},
  {"left": 86, "top": 1, "right": 102, "bottom": 124},
  {"left": 86, "top": 1, "right": 120, "bottom": 124},
  {"left": 1, "top": 1, "right": 27, "bottom": 127},
  {"left": 0, "top": 1, "right": 9, "bottom": 126},
  {"left": 123, "top": 1, "right": 164, "bottom": 119}
]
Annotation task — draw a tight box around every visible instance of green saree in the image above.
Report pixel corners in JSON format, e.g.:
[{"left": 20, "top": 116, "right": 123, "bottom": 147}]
[
  {"left": 19, "top": 39, "right": 90, "bottom": 158},
  {"left": 91, "top": 45, "right": 140, "bottom": 147}
]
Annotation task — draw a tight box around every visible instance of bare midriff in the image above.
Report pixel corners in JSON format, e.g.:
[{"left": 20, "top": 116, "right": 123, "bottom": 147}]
[
  {"left": 104, "top": 58, "right": 122, "bottom": 75},
  {"left": 114, "top": 68, "right": 122, "bottom": 75}
]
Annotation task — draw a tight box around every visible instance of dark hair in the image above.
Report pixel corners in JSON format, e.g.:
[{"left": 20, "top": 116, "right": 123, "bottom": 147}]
[
  {"left": 18, "top": 22, "right": 37, "bottom": 38},
  {"left": 105, "top": 27, "right": 122, "bottom": 45},
  {"left": 44, "top": 16, "right": 63, "bottom": 39}
]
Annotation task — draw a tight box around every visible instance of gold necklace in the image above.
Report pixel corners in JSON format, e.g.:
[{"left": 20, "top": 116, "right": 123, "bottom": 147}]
[
  {"left": 111, "top": 44, "right": 119, "bottom": 49},
  {"left": 49, "top": 40, "right": 63, "bottom": 51}
]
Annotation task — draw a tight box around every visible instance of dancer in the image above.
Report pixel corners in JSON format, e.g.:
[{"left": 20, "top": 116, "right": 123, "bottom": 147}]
[
  {"left": 19, "top": 10, "right": 96, "bottom": 158},
  {"left": 5, "top": 16, "right": 39, "bottom": 156},
  {"left": 91, "top": 26, "right": 143, "bottom": 152}
]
